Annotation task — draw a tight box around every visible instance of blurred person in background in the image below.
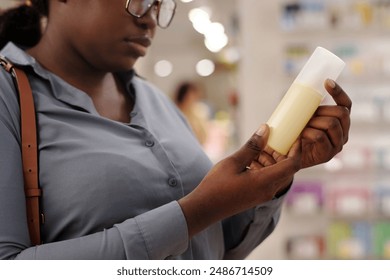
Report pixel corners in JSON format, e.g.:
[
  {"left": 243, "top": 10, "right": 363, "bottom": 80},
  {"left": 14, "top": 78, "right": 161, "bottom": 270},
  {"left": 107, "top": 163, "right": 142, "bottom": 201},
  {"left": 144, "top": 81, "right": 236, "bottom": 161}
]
[
  {"left": 0, "top": 0, "right": 351, "bottom": 259},
  {"left": 173, "top": 81, "right": 210, "bottom": 145}
]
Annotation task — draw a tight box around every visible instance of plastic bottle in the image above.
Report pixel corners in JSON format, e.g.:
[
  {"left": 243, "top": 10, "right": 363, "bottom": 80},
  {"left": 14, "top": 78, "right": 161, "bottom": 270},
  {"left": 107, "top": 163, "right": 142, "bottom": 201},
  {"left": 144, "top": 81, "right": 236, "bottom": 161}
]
[{"left": 267, "top": 46, "right": 345, "bottom": 155}]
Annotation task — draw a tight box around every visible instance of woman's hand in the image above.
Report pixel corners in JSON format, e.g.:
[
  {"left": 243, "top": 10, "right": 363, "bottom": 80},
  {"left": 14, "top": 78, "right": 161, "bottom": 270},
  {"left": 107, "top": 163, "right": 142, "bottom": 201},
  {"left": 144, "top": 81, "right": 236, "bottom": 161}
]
[
  {"left": 299, "top": 79, "right": 352, "bottom": 168},
  {"left": 178, "top": 124, "right": 301, "bottom": 237},
  {"left": 237, "top": 79, "right": 352, "bottom": 202}
]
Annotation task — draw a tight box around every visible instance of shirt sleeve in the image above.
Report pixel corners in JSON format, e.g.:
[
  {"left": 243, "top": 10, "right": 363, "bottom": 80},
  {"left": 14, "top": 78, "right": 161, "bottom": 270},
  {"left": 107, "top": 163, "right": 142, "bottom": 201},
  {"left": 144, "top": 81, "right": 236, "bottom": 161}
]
[
  {"left": 0, "top": 79, "right": 189, "bottom": 260},
  {"left": 0, "top": 115, "right": 188, "bottom": 259},
  {"left": 222, "top": 194, "right": 287, "bottom": 260},
  {"left": 15, "top": 203, "right": 188, "bottom": 260}
]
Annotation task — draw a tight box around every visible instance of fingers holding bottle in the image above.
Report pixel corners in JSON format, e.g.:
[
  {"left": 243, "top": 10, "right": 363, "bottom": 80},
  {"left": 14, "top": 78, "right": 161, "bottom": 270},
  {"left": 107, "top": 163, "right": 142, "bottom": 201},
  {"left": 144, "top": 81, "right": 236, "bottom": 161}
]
[
  {"left": 325, "top": 79, "right": 352, "bottom": 114},
  {"left": 298, "top": 79, "right": 352, "bottom": 168},
  {"left": 321, "top": 79, "right": 352, "bottom": 145},
  {"left": 178, "top": 124, "right": 301, "bottom": 237}
]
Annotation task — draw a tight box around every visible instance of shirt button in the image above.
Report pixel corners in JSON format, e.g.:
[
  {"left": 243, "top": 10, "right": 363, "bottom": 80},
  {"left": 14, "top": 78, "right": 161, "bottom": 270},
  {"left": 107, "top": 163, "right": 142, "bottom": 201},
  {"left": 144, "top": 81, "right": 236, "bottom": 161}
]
[
  {"left": 145, "top": 140, "right": 155, "bottom": 147},
  {"left": 168, "top": 177, "right": 178, "bottom": 187}
]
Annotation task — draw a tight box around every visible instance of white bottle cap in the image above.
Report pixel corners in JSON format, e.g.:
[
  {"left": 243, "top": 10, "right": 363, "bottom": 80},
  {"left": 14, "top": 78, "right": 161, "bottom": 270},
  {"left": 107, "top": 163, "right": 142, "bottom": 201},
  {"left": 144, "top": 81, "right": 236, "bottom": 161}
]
[{"left": 294, "top": 47, "right": 345, "bottom": 97}]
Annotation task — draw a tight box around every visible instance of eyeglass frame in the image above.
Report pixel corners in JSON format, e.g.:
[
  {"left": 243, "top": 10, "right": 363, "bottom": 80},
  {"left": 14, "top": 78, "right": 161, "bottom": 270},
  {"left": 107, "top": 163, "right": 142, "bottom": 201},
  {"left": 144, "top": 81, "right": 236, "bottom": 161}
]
[{"left": 125, "top": 0, "right": 177, "bottom": 29}]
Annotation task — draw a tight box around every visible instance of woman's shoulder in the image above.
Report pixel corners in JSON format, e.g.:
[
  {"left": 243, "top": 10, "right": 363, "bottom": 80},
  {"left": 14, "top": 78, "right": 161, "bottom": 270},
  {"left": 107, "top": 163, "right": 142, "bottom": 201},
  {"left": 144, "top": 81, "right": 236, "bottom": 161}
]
[
  {"left": 0, "top": 61, "right": 21, "bottom": 138},
  {"left": 0, "top": 43, "right": 28, "bottom": 107},
  {"left": 0, "top": 65, "right": 19, "bottom": 107}
]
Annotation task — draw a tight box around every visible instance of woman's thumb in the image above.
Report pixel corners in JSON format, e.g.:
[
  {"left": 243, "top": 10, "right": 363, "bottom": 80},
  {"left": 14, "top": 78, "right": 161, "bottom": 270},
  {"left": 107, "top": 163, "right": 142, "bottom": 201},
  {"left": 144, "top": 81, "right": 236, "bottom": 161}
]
[{"left": 229, "top": 124, "right": 269, "bottom": 171}]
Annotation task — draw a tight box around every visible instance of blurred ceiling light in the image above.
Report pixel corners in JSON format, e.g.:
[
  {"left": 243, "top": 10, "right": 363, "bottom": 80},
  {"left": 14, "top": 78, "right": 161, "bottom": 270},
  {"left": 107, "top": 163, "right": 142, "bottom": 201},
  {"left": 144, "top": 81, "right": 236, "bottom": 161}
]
[
  {"left": 189, "top": 7, "right": 229, "bottom": 53},
  {"left": 204, "top": 23, "right": 228, "bottom": 53},
  {"left": 180, "top": 0, "right": 193, "bottom": 3},
  {"left": 196, "top": 59, "right": 215, "bottom": 77},
  {"left": 188, "top": 8, "right": 210, "bottom": 24},
  {"left": 188, "top": 7, "right": 211, "bottom": 34},
  {"left": 206, "top": 21, "right": 225, "bottom": 35},
  {"left": 154, "top": 60, "right": 173, "bottom": 77},
  {"left": 204, "top": 35, "right": 228, "bottom": 53}
]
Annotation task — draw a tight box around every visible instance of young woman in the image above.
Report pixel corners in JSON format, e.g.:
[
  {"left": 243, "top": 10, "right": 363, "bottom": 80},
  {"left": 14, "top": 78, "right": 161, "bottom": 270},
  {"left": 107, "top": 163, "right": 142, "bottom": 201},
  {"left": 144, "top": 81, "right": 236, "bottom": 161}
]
[{"left": 0, "top": 0, "right": 351, "bottom": 259}]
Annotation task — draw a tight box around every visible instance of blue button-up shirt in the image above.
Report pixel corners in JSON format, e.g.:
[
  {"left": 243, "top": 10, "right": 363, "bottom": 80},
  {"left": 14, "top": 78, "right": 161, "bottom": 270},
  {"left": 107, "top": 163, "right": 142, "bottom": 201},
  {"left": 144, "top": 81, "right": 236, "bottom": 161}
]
[{"left": 0, "top": 43, "right": 285, "bottom": 260}]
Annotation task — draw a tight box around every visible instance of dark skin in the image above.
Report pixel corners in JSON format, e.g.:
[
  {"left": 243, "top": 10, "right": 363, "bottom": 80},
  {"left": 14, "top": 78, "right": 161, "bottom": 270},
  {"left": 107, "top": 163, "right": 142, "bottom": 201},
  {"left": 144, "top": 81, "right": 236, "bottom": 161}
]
[
  {"left": 28, "top": 0, "right": 158, "bottom": 122},
  {"left": 180, "top": 80, "right": 351, "bottom": 237},
  {"left": 27, "top": 0, "right": 352, "bottom": 238}
]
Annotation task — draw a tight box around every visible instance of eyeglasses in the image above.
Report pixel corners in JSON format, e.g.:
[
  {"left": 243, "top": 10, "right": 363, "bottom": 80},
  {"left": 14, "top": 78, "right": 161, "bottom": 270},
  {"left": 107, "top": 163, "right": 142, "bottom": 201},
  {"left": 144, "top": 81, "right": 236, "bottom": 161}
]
[{"left": 125, "top": 0, "right": 177, "bottom": 29}]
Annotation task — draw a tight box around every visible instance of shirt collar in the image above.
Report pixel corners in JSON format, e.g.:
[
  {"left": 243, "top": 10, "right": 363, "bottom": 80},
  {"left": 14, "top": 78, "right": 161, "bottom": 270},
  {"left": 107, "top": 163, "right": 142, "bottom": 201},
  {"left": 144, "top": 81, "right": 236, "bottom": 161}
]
[
  {"left": 1, "top": 42, "right": 137, "bottom": 115},
  {"left": 1, "top": 42, "right": 136, "bottom": 83},
  {"left": 1, "top": 42, "right": 35, "bottom": 66}
]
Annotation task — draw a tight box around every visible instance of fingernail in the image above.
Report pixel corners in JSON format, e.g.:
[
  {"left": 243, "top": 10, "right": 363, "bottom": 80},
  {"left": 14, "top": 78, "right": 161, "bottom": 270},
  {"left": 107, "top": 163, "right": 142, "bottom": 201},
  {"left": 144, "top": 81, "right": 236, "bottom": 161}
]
[
  {"left": 326, "top": 79, "right": 336, "bottom": 89},
  {"left": 256, "top": 124, "right": 266, "bottom": 136}
]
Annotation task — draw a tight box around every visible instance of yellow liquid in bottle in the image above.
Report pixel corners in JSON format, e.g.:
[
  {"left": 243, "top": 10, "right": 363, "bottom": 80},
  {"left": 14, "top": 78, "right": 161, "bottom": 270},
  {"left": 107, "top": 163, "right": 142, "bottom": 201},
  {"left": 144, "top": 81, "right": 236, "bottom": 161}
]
[{"left": 266, "top": 83, "right": 323, "bottom": 155}]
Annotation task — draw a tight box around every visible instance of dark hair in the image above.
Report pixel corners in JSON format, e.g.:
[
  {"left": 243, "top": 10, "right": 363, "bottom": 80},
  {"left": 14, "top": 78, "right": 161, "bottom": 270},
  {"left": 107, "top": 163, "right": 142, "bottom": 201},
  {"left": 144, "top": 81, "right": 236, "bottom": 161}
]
[
  {"left": 174, "top": 81, "right": 201, "bottom": 104},
  {"left": 0, "top": 0, "right": 48, "bottom": 49}
]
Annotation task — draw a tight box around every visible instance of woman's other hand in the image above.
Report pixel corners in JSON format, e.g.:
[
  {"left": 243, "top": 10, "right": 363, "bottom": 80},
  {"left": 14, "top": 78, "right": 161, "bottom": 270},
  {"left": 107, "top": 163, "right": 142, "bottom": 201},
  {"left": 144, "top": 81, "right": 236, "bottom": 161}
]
[{"left": 299, "top": 79, "right": 352, "bottom": 169}]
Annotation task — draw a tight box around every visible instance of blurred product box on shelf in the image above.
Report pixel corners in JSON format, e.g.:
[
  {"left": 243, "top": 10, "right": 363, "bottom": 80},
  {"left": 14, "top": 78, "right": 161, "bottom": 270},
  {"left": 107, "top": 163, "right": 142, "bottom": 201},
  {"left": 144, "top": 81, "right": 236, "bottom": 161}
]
[
  {"left": 328, "top": 221, "right": 372, "bottom": 259},
  {"left": 373, "top": 222, "right": 390, "bottom": 259},
  {"left": 286, "top": 235, "right": 325, "bottom": 259},
  {"left": 281, "top": 1, "right": 328, "bottom": 31},
  {"left": 285, "top": 181, "right": 324, "bottom": 214},
  {"left": 271, "top": 0, "right": 390, "bottom": 260},
  {"left": 285, "top": 221, "right": 390, "bottom": 259},
  {"left": 280, "top": 0, "right": 390, "bottom": 32},
  {"left": 374, "top": 147, "right": 390, "bottom": 171},
  {"left": 336, "top": 145, "right": 373, "bottom": 170},
  {"left": 326, "top": 185, "right": 372, "bottom": 217},
  {"left": 284, "top": 41, "right": 390, "bottom": 82},
  {"left": 374, "top": 183, "right": 390, "bottom": 216}
]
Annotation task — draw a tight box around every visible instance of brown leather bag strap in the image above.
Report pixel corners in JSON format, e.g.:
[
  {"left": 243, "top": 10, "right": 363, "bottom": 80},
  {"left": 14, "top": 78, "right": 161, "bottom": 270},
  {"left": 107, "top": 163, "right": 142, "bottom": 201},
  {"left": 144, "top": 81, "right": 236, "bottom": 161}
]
[{"left": 0, "top": 56, "right": 42, "bottom": 245}]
